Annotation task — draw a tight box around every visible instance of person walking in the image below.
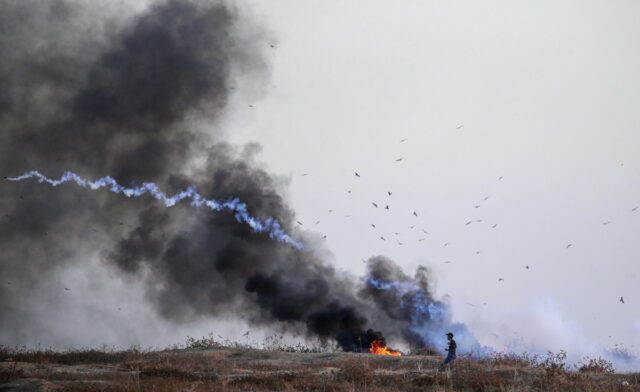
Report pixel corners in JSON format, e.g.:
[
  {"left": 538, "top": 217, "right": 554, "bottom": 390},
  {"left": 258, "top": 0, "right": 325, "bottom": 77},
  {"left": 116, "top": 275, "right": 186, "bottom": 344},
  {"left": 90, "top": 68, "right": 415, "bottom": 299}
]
[{"left": 439, "top": 332, "right": 457, "bottom": 371}]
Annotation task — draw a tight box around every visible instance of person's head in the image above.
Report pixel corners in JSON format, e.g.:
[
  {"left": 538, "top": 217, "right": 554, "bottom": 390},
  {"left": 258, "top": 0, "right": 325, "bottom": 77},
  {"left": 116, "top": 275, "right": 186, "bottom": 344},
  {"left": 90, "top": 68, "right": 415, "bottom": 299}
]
[{"left": 446, "top": 332, "right": 454, "bottom": 340}]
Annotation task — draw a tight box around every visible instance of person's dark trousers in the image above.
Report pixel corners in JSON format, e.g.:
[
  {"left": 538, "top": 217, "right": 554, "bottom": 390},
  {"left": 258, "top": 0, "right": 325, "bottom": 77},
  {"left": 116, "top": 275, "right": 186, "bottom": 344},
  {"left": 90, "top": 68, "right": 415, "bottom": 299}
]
[{"left": 443, "top": 353, "right": 456, "bottom": 366}]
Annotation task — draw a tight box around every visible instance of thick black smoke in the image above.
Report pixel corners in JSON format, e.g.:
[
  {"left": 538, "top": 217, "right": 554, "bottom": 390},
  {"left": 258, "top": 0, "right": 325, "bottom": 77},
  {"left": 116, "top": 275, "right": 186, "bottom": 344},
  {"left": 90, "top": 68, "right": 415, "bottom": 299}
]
[
  {"left": 0, "top": 0, "right": 447, "bottom": 352},
  {"left": 360, "top": 256, "right": 449, "bottom": 349}
]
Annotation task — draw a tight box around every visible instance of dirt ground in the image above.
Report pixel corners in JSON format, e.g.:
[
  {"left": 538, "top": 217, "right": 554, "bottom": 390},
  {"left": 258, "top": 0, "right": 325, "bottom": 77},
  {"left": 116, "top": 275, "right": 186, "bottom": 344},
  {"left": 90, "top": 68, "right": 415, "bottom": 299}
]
[{"left": 1, "top": 346, "right": 638, "bottom": 391}]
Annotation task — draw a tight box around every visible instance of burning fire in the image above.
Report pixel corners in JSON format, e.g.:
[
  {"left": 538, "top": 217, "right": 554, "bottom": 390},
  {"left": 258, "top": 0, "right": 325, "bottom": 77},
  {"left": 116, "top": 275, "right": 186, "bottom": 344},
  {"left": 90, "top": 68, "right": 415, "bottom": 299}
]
[{"left": 369, "top": 340, "right": 401, "bottom": 356}]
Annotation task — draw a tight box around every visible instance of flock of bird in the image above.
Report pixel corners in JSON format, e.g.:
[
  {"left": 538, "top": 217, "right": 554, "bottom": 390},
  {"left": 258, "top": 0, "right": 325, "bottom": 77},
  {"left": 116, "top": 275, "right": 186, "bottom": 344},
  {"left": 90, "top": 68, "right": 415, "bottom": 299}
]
[
  {"left": 294, "top": 132, "right": 635, "bottom": 309},
  {"left": 295, "top": 133, "right": 508, "bottom": 267}
]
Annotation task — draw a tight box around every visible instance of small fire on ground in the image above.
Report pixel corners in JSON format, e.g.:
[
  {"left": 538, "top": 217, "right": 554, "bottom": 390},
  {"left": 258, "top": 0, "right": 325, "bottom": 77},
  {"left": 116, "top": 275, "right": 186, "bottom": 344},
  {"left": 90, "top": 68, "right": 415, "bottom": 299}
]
[{"left": 369, "top": 340, "right": 401, "bottom": 356}]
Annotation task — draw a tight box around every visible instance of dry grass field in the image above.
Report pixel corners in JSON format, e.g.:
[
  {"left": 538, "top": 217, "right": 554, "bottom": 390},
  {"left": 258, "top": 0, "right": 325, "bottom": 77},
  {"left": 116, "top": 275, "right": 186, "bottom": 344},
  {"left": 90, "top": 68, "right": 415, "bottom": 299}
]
[{"left": 1, "top": 337, "right": 638, "bottom": 391}]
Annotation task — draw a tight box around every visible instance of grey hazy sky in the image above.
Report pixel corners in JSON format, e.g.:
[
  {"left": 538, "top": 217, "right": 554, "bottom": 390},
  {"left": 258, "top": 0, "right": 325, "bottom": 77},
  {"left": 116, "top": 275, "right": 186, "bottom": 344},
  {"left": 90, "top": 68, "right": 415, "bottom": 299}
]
[{"left": 224, "top": 0, "right": 640, "bottom": 359}]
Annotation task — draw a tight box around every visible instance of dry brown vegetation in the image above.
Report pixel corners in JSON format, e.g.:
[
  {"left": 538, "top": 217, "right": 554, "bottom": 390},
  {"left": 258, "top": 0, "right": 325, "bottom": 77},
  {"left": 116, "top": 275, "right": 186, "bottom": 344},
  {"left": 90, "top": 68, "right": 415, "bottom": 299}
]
[{"left": 1, "top": 338, "right": 638, "bottom": 392}]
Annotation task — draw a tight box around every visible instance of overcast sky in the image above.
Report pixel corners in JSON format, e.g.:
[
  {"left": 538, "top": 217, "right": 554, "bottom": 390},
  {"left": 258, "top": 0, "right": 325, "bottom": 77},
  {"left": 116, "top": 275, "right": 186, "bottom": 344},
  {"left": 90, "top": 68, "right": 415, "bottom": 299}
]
[{"left": 223, "top": 0, "right": 640, "bottom": 357}]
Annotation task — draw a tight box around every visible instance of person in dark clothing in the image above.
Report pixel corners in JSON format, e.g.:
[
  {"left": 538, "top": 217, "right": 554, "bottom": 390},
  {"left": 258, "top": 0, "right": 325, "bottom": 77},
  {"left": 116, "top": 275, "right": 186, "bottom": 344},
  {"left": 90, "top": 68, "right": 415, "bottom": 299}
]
[{"left": 441, "top": 332, "right": 457, "bottom": 369}]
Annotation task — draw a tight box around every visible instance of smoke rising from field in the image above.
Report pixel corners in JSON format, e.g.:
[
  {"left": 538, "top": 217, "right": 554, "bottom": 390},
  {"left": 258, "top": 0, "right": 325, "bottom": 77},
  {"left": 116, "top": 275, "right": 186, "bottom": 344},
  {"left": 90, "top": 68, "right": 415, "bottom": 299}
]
[
  {"left": 360, "top": 256, "right": 486, "bottom": 354},
  {"left": 490, "top": 298, "right": 640, "bottom": 372},
  {"left": 0, "top": 0, "right": 467, "bottom": 353}
]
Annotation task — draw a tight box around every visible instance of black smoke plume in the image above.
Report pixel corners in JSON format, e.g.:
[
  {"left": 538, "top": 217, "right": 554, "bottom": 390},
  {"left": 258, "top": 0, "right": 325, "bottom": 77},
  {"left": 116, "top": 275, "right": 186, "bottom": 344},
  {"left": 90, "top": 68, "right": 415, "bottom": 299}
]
[{"left": 0, "top": 0, "right": 453, "bottom": 353}]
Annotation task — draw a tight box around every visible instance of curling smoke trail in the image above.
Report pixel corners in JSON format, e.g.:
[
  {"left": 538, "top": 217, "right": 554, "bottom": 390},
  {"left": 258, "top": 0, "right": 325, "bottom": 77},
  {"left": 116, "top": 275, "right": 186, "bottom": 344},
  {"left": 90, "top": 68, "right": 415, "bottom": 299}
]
[{"left": 7, "top": 170, "right": 303, "bottom": 249}]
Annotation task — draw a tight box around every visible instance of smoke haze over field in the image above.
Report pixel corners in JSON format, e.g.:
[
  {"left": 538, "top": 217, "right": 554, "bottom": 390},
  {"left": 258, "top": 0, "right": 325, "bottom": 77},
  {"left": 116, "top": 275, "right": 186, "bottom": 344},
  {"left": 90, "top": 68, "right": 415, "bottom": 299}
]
[{"left": 0, "top": 0, "right": 468, "bottom": 355}]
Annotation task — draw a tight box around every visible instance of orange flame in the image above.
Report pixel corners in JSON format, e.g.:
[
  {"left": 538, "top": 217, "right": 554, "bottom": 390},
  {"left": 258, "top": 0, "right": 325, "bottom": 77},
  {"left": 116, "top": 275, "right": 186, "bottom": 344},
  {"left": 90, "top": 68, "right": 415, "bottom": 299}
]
[{"left": 369, "top": 340, "right": 401, "bottom": 356}]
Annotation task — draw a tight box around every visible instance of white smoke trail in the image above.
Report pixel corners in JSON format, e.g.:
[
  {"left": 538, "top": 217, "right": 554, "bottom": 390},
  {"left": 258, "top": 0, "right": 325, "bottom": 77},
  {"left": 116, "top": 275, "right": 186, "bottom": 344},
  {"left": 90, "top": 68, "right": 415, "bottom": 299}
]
[{"left": 7, "top": 170, "right": 303, "bottom": 249}]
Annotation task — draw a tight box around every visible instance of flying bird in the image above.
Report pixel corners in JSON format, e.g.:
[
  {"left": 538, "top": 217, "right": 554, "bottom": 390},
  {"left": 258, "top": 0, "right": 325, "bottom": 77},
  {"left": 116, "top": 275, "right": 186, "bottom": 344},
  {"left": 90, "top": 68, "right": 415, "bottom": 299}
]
[
  {"left": 394, "top": 232, "right": 400, "bottom": 235},
  {"left": 64, "top": 287, "right": 70, "bottom": 291},
  {"left": 372, "top": 202, "right": 378, "bottom": 208},
  {"left": 483, "top": 196, "right": 490, "bottom": 201},
  {"left": 322, "top": 235, "right": 327, "bottom": 239},
  {"left": 413, "top": 211, "right": 418, "bottom": 216},
  {"left": 466, "top": 303, "right": 475, "bottom": 307},
  {"left": 498, "top": 176, "right": 503, "bottom": 180},
  {"left": 492, "top": 224, "right": 498, "bottom": 228},
  {"left": 620, "top": 297, "right": 625, "bottom": 304},
  {"left": 456, "top": 125, "right": 464, "bottom": 130},
  {"left": 344, "top": 215, "right": 351, "bottom": 218},
  {"left": 371, "top": 224, "right": 376, "bottom": 228},
  {"left": 475, "top": 251, "right": 481, "bottom": 255},
  {"left": 421, "top": 229, "right": 429, "bottom": 234},
  {"left": 380, "top": 236, "right": 386, "bottom": 241},
  {"left": 328, "top": 209, "right": 333, "bottom": 213},
  {"left": 385, "top": 205, "right": 389, "bottom": 210},
  {"left": 602, "top": 221, "right": 611, "bottom": 225},
  {"left": 476, "top": 219, "right": 483, "bottom": 223},
  {"left": 498, "top": 278, "right": 504, "bottom": 282},
  {"left": 296, "top": 220, "right": 303, "bottom": 226},
  {"left": 408, "top": 225, "right": 415, "bottom": 229},
  {"left": 242, "top": 331, "right": 250, "bottom": 337},
  {"left": 443, "top": 242, "right": 449, "bottom": 247},
  {"left": 397, "top": 240, "right": 404, "bottom": 245},
  {"left": 355, "top": 172, "right": 360, "bottom": 177},
  {"left": 315, "top": 221, "right": 320, "bottom": 225},
  {"left": 443, "top": 261, "right": 451, "bottom": 264},
  {"left": 388, "top": 191, "right": 392, "bottom": 196},
  {"left": 632, "top": 207, "right": 638, "bottom": 212},
  {"left": 525, "top": 265, "right": 529, "bottom": 269},
  {"left": 300, "top": 173, "right": 309, "bottom": 176},
  {"left": 418, "top": 238, "right": 426, "bottom": 242},
  {"left": 399, "top": 138, "right": 408, "bottom": 143},
  {"left": 465, "top": 221, "right": 472, "bottom": 226},
  {"left": 474, "top": 205, "right": 480, "bottom": 209},
  {"left": 566, "top": 244, "right": 572, "bottom": 249},
  {"left": 395, "top": 158, "right": 403, "bottom": 162}
]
